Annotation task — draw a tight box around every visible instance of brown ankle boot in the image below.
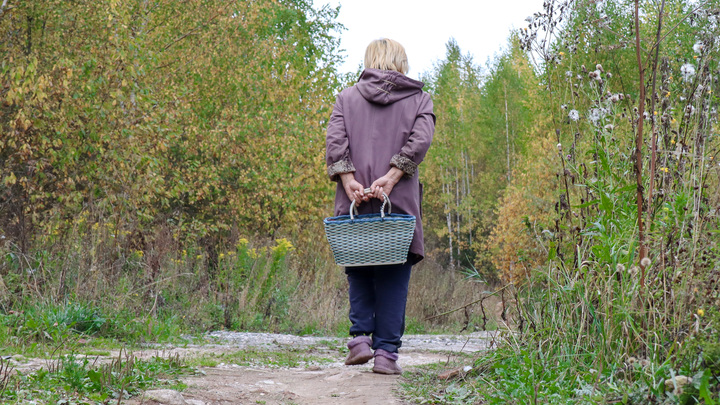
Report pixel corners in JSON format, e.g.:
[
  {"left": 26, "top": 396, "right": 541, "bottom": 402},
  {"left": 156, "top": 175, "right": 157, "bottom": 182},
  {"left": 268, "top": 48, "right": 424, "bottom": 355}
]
[
  {"left": 372, "top": 348, "right": 402, "bottom": 375},
  {"left": 345, "top": 336, "right": 373, "bottom": 365}
]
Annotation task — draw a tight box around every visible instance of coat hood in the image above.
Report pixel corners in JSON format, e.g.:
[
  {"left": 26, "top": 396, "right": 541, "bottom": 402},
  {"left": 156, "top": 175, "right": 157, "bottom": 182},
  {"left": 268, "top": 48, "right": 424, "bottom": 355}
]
[{"left": 356, "top": 68, "right": 425, "bottom": 105}]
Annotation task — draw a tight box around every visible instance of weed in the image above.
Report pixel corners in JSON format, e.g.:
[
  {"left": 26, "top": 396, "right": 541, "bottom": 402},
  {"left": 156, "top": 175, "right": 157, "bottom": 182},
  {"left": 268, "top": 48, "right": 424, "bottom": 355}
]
[
  {"left": 187, "top": 348, "right": 334, "bottom": 369},
  {"left": 400, "top": 362, "right": 478, "bottom": 405},
  {"left": 0, "top": 357, "right": 14, "bottom": 399},
  {"left": 0, "top": 350, "right": 195, "bottom": 403}
]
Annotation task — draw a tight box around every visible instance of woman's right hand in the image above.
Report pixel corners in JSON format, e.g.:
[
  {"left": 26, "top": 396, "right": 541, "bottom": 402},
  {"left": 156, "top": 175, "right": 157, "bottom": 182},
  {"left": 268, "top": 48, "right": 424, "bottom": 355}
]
[{"left": 340, "top": 173, "right": 369, "bottom": 205}]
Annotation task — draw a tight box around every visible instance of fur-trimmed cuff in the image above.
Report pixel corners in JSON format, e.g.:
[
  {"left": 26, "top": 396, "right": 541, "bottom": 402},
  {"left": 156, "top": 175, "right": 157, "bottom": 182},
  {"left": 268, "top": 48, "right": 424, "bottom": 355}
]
[
  {"left": 327, "top": 159, "right": 356, "bottom": 182},
  {"left": 390, "top": 154, "right": 417, "bottom": 178}
]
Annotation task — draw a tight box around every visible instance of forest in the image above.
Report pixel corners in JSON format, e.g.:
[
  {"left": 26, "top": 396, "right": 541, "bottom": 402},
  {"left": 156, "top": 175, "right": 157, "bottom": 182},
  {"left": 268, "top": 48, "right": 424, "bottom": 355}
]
[{"left": 1, "top": 0, "right": 719, "bottom": 403}]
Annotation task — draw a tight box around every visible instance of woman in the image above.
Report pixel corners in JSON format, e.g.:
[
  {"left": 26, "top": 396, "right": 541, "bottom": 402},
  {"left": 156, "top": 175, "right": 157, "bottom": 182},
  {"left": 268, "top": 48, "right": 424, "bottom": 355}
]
[{"left": 325, "top": 38, "right": 435, "bottom": 374}]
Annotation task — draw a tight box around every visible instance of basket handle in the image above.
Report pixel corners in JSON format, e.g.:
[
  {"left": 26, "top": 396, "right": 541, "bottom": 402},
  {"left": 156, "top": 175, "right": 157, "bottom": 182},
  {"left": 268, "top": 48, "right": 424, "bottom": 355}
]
[{"left": 349, "top": 192, "right": 392, "bottom": 220}]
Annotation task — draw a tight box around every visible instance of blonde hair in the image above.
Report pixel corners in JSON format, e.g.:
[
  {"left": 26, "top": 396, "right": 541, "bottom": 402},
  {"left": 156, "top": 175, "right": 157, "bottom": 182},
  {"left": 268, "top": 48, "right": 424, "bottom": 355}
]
[{"left": 364, "top": 38, "right": 409, "bottom": 75}]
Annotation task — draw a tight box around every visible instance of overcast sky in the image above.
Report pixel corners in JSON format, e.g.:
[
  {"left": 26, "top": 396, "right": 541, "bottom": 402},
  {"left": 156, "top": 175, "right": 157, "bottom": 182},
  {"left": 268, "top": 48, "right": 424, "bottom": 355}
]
[{"left": 312, "top": 0, "right": 546, "bottom": 80}]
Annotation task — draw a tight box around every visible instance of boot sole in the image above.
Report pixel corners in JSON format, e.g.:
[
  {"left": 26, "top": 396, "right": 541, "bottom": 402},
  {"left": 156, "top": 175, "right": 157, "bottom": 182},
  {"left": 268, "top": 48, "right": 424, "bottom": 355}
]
[
  {"left": 345, "top": 353, "right": 373, "bottom": 365},
  {"left": 372, "top": 366, "right": 402, "bottom": 375}
]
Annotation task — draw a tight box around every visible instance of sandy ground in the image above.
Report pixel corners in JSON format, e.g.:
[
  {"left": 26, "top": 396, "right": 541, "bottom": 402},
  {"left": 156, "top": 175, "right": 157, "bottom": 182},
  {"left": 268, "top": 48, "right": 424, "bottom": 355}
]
[
  {"left": 122, "top": 331, "right": 497, "bottom": 405},
  {"left": 6, "top": 331, "right": 498, "bottom": 404}
]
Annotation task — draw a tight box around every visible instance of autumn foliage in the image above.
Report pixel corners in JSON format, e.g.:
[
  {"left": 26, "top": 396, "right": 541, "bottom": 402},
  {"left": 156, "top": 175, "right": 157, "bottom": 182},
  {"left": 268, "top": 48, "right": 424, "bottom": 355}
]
[{"left": 1, "top": 0, "right": 341, "bottom": 250}]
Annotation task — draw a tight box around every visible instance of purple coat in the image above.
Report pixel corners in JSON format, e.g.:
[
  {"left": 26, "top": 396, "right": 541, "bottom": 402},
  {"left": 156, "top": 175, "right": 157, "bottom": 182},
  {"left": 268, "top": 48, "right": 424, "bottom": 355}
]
[{"left": 325, "top": 68, "right": 436, "bottom": 263}]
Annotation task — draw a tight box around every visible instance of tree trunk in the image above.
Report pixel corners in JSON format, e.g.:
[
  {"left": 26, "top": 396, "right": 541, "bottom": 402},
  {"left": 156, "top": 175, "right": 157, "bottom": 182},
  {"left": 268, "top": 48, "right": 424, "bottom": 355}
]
[
  {"left": 444, "top": 179, "right": 454, "bottom": 269},
  {"left": 25, "top": 15, "right": 33, "bottom": 55},
  {"left": 504, "top": 84, "right": 511, "bottom": 182},
  {"left": 455, "top": 167, "right": 461, "bottom": 264}
]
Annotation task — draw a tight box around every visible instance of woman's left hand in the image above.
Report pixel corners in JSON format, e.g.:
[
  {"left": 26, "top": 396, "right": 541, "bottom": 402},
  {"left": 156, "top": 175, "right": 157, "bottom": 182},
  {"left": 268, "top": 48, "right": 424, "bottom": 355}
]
[{"left": 370, "top": 167, "right": 404, "bottom": 199}]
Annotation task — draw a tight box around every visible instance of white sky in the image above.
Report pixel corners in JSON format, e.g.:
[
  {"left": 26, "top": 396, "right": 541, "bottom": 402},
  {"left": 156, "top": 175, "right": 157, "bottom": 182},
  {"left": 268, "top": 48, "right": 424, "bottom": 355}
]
[{"left": 312, "top": 0, "right": 546, "bottom": 80}]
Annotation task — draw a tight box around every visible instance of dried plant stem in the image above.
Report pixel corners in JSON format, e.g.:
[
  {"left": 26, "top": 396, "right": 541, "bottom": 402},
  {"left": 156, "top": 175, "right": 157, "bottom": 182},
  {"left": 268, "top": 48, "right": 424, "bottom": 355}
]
[
  {"left": 647, "top": 0, "right": 667, "bottom": 230},
  {"left": 634, "top": 0, "right": 648, "bottom": 286}
]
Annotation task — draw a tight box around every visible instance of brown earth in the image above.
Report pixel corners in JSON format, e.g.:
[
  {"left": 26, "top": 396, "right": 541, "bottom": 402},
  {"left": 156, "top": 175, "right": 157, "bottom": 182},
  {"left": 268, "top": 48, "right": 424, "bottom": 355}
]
[{"left": 122, "top": 331, "right": 497, "bottom": 405}]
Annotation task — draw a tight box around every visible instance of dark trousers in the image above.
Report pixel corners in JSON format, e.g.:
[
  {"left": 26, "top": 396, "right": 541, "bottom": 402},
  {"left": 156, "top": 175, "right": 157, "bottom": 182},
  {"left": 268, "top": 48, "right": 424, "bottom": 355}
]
[{"left": 345, "top": 262, "right": 412, "bottom": 353}]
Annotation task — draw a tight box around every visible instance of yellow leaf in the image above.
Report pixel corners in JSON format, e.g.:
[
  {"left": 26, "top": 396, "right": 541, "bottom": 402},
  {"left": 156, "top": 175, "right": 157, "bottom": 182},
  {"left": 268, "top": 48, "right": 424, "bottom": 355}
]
[{"left": 4, "top": 172, "right": 17, "bottom": 186}]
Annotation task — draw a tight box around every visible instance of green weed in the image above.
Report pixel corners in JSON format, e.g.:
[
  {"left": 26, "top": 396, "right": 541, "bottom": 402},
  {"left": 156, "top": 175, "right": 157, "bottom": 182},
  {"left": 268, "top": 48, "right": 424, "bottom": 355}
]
[
  {"left": 187, "top": 347, "right": 334, "bottom": 369},
  {"left": 0, "top": 351, "right": 195, "bottom": 403}
]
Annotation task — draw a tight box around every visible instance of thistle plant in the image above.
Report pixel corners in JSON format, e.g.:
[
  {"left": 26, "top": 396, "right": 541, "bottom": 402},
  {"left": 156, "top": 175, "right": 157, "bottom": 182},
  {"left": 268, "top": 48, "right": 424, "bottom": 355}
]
[{"left": 489, "top": 0, "right": 720, "bottom": 400}]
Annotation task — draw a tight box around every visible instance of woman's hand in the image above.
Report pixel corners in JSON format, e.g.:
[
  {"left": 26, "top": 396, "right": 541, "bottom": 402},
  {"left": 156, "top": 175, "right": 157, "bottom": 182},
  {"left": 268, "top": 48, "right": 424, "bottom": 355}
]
[
  {"left": 340, "top": 173, "right": 369, "bottom": 205},
  {"left": 370, "top": 167, "right": 404, "bottom": 199}
]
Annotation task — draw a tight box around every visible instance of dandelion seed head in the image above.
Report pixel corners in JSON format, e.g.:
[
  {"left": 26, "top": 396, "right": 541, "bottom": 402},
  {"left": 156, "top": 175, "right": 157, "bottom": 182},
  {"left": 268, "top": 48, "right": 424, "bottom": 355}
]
[
  {"left": 693, "top": 41, "right": 704, "bottom": 54},
  {"left": 694, "top": 85, "right": 704, "bottom": 99},
  {"left": 685, "top": 105, "right": 695, "bottom": 117},
  {"left": 568, "top": 109, "right": 580, "bottom": 121},
  {"left": 640, "top": 257, "right": 651, "bottom": 267},
  {"left": 681, "top": 63, "right": 696, "bottom": 82},
  {"left": 616, "top": 263, "right": 626, "bottom": 272},
  {"left": 588, "top": 108, "right": 604, "bottom": 125}
]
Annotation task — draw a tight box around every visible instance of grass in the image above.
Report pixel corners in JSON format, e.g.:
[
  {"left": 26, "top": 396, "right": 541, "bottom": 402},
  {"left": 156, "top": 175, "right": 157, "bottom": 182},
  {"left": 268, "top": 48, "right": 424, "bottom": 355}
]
[
  {"left": 0, "top": 351, "right": 196, "bottom": 404},
  {"left": 398, "top": 264, "right": 720, "bottom": 404},
  {"left": 0, "top": 299, "right": 201, "bottom": 403},
  {"left": 401, "top": 340, "right": 720, "bottom": 404},
  {"left": 0, "top": 301, "right": 193, "bottom": 360},
  {"left": 400, "top": 362, "right": 479, "bottom": 405},
  {"left": 187, "top": 347, "right": 336, "bottom": 369}
]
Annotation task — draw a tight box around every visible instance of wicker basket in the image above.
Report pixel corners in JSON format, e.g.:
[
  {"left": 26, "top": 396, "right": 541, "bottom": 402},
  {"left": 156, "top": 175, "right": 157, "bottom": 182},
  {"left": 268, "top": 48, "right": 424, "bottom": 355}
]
[{"left": 324, "top": 194, "right": 415, "bottom": 267}]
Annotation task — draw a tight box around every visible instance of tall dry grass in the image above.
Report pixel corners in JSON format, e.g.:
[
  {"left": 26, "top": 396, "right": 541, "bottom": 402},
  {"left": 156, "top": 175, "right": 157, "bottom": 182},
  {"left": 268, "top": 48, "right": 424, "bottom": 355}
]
[{"left": 0, "top": 209, "right": 499, "bottom": 340}]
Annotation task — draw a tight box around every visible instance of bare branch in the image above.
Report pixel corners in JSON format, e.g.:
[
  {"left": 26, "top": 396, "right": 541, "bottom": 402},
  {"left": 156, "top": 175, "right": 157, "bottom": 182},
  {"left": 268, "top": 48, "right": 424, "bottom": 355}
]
[
  {"left": 425, "top": 284, "right": 515, "bottom": 321},
  {"left": 160, "top": 6, "right": 228, "bottom": 53},
  {"left": 656, "top": 0, "right": 711, "bottom": 47}
]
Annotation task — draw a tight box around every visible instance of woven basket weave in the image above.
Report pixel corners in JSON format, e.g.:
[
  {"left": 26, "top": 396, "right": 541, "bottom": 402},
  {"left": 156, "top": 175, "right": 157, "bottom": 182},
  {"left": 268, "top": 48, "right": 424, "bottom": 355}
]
[{"left": 324, "top": 194, "right": 415, "bottom": 267}]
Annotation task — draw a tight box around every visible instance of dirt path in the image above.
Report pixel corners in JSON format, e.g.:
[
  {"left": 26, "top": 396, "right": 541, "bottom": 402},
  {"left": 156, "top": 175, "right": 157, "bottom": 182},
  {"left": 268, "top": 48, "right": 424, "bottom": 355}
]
[{"left": 125, "top": 331, "right": 496, "bottom": 405}]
